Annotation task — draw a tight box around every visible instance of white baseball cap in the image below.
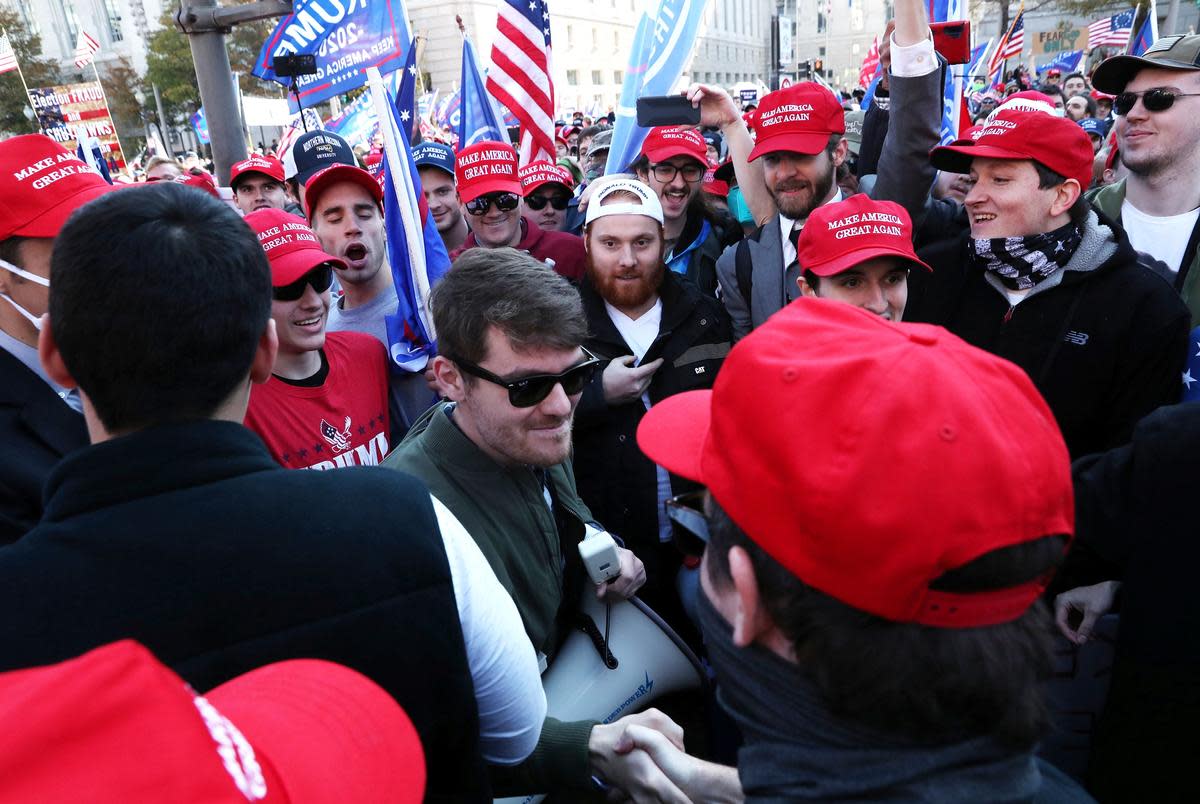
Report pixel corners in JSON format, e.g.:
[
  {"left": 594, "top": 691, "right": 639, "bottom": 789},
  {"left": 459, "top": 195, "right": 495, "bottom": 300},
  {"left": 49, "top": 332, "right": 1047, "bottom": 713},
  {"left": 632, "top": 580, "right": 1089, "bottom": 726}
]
[{"left": 584, "top": 176, "right": 664, "bottom": 226}]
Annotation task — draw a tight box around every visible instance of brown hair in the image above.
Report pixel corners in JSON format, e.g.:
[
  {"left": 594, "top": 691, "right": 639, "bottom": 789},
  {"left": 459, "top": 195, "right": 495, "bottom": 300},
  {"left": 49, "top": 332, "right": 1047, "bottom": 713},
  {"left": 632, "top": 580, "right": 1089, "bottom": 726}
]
[{"left": 432, "top": 247, "right": 587, "bottom": 365}]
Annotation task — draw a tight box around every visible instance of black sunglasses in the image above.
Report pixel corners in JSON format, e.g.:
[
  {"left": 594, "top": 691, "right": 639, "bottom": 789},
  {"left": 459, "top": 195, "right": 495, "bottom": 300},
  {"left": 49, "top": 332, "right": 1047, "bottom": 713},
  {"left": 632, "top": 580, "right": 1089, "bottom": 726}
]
[
  {"left": 448, "top": 348, "right": 601, "bottom": 407},
  {"left": 525, "top": 194, "right": 571, "bottom": 211},
  {"left": 1114, "top": 88, "right": 1200, "bottom": 116},
  {"left": 465, "top": 192, "right": 521, "bottom": 216},
  {"left": 272, "top": 265, "right": 334, "bottom": 302}
]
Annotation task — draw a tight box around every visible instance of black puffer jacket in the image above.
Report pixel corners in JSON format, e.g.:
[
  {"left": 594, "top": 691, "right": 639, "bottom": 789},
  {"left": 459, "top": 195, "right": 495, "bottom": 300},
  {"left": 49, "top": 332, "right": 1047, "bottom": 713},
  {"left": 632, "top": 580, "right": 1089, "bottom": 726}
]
[
  {"left": 906, "top": 207, "right": 1189, "bottom": 459},
  {"left": 573, "top": 272, "right": 731, "bottom": 589}
]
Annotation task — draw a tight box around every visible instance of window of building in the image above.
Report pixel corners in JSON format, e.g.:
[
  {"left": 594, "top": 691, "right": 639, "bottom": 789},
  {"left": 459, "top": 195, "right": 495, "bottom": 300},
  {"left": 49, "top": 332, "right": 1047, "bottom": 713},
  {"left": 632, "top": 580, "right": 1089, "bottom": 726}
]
[
  {"left": 59, "top": 0, "right": 79, "bottom": 40},
  {"left": 817, "top": 13, "right": 826, "bottom": 34},
  {"left": 613, "top": 30, "right": 620, "bottom": 52},
  {"left": 566, "top": 25, "right": 573, "bottom": 47},
  {"left": 591, "top": 28, "right": 598, "bottom": 51},
  {"left": 17, "top": 0, "right": 39, "bottom": 36},
  {"left": 103, "top": 0, "right": 123, "bottom": 42},
  {"left": 614, "top": 69, "right": 624, "bottom": 84},
  {"left": 591, "top": 69, "right": 603, "bottom": 85},
  {"left": 567, "top": 69, "right": 579, "bottom": 86}
]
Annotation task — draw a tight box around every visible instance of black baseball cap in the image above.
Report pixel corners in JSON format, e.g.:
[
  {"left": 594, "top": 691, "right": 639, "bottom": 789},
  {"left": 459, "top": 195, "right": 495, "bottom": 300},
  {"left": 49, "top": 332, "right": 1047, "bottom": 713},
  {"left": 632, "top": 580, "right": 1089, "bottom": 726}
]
[{"left": 283, "top": 130, "right": 356, "bottom": 186}]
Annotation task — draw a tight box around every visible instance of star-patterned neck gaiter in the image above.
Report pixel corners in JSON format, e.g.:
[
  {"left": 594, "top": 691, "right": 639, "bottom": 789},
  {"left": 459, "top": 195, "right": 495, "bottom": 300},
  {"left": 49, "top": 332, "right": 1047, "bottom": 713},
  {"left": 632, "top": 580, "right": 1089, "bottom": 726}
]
[{"left": 968, "top": 219, "right": 1084, "bottom": 291}]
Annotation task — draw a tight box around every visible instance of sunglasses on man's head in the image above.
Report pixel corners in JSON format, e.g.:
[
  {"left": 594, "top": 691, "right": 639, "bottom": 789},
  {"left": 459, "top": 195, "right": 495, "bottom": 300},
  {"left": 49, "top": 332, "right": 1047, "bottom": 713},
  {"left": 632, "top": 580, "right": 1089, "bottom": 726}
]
[
  {"left": 448, "top": 348, "right": 601, "bottom": 407},
  {"left": 525, "top": 193, "right": 571, "bottom": 211},
  {"left": 464, "top": 192, "right": 521, "bottom": 216},
  {"left": 1114, "top": 88, "right": 1200, "bottom": 116},
  {"left": 272, "top": 264, "right": 334, "bottom": 302}
]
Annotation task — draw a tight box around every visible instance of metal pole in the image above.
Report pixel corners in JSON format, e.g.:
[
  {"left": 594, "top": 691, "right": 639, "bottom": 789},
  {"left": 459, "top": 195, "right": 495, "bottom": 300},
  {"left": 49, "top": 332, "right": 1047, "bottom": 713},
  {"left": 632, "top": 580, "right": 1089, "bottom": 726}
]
[
  {"left": 177, "top": 0, "right": 246, "bottom": 184},
  {"left": 152, "top": 83, "right": 169, "bottom": 152}
]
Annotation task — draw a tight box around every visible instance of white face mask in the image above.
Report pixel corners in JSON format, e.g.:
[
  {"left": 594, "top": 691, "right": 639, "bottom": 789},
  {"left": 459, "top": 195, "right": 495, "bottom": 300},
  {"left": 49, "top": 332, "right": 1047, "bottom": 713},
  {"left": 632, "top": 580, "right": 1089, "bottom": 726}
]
[{"left": 0, "top": 257, "right": 50, "bottom": 330}]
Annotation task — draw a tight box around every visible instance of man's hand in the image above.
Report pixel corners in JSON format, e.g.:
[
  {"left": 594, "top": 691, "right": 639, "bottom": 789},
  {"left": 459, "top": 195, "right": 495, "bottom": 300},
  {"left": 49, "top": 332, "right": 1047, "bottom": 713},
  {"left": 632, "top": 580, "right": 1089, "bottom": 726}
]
[
  {"left": 878, "top": 20, "right": 896, "bottom": 75},
  {"left": 599, "top": 546, "right": 647, "bottom": 601},
  {"left": 603, "top": 355, "right": 664, "bottom": 405},
  {"left": 1055, "top": 580, "right": 1120, "bottom": 645},
  {"left": 590, "top": 709, "right": 687, "bottom": 802},
  {"left": 612, "top": 724, "right": 744, "bottom": 804},
  {"left": 682, "top": 83, "right": 740, "bottom": 131}
]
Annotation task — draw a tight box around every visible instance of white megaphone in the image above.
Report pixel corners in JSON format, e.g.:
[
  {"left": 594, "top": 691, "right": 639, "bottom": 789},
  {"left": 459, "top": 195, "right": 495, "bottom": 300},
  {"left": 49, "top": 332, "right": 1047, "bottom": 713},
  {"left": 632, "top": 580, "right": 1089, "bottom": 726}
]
[{"left": 494, "top": 592, "right": 707, "bottom": 804}]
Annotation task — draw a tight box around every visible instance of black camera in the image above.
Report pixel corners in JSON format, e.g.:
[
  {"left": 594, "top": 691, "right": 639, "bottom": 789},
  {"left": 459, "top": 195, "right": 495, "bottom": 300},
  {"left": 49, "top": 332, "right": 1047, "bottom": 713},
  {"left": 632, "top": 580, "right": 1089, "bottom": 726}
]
[{"left": 272, "top": 54, "right": 318, "bottom": 78}]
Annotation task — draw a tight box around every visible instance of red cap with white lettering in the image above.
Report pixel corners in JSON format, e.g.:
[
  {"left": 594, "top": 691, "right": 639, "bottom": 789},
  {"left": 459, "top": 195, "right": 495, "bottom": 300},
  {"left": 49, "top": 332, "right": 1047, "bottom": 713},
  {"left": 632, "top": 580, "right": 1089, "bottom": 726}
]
[
  {"left": 454, "top": 141, "right": 521, "bottom": 203},
  {"left": 0, "top": 134, "right": 113, "bottom": 240},
  {"left": 230, "top": 155, "right": 286, "bottom": 189},
  {"left": 519, "top": 161, "right": 574, "bottom": 195},
  {"left": 244, "top": 208, "right": 346, "bottom": 286},
  {"left": 748, "top": 82, "right": 846, "bottom": 161},
  {"left": 638, "top": 127, "right": 707, "bottom": 165},
  {"left": 796, "top": 195, "right": 931, "bottom": 277},
  {"left": 930, "top": 109, "right": 1094, "bottom": 191},
  {"left": 0, "top": 640, "right": 426, "bottom": 802}
]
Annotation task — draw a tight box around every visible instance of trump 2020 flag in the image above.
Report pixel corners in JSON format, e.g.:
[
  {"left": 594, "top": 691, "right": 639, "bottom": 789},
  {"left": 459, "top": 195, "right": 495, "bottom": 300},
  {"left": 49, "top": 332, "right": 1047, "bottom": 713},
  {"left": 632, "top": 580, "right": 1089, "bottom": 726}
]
[
  {"left": 606, "top": 0, "right": 713, "bottom": 174},
  {"left": 458, "top": 31, "right": 507, "bottom": 147},
  {"left": 366, "top": 67, "right": 451, "bottom": 373}
]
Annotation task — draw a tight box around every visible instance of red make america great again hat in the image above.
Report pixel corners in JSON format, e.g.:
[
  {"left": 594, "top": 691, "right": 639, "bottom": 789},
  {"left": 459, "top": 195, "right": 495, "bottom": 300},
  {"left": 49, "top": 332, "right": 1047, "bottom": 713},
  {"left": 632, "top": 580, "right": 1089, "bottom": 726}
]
[
  {"left": 0, "top": 134, "right": 113, "bottom": 240},
  {"left": 748, "top": 82, "right": 845, "bottom": 161},
  {"left": 637, "top": 298, "right": 1073, "bottom": 628}
]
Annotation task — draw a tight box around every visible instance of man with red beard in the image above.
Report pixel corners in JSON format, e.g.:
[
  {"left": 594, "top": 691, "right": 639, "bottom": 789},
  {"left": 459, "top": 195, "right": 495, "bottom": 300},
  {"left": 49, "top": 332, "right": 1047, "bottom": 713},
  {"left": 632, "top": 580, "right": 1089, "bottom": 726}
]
[
  {"left": 306, "top": 164, "right": 437, "bottom": 437},
  {"left": 573, "top": 176, "right": 731, "bottom": 628}
]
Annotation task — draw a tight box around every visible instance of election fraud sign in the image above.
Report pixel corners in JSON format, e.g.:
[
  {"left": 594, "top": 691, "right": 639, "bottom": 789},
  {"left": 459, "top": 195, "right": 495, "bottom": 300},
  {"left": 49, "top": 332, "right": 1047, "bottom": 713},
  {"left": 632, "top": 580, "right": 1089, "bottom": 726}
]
[
  {"left": 28, "top": 81, "right": 124, "bottom": 168},
  {"left": 252, "top": 0, "right": 412, "bottom": 112}
]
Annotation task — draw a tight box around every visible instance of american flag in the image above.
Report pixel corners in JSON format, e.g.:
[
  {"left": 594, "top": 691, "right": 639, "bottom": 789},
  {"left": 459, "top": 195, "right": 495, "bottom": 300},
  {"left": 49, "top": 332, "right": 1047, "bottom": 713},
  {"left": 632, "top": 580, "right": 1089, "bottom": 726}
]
[
  {"left": 1088, "top": 9, "right": 1135, "bottom": 50},
  {"left": 74, "top": 30, "right": 100, "bottom": 69},
  {"left": 858, "top": 36, "right": 880, "bottom": 88},
  {"left": 997, "top": 9, "right": 1025, "bottom": 60},
  {"left": 0, "top": 33, "right": 19, "bottom": 75},
  {"left": 486, "top": 0, "right": 555, "bottom": 166}
]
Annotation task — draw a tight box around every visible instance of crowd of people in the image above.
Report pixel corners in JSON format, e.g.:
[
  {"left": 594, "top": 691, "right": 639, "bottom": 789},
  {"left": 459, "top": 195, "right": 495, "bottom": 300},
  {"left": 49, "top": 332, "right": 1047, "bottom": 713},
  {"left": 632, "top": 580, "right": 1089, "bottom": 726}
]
[{"left": 1, "top": 0, "right": 1197, "bottom": 801}]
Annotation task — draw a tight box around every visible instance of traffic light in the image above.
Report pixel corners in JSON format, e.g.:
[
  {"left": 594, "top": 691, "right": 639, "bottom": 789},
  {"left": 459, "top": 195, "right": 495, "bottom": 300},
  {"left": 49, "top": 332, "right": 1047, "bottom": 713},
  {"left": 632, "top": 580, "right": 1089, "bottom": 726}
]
[{"left": 798, "top": 60, "right": 812, "bottom": 80}]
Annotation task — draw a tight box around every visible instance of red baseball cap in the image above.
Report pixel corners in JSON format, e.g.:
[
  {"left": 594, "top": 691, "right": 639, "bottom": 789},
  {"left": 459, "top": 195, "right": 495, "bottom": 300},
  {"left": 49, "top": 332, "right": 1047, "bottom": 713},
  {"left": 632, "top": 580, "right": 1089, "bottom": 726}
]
[
  {"left": 637, "top": 298, "right": 1073, "bottom": 628},
  {"left": 174, "top": 170, "right": 220, "bottom": 198},
  {"left": 244, "top": 208, "right": 346, "bottom": 286},
  {"left": 0, "top": 640, "right": 425, "bottom": 802},
  {"left": 519, "top": 160, "right": 574, "bottom": 195},
  {"left": 639, "top": 127, "right": 707, "bottom": 165},
  {"left": 454, "top": 141, "right": 521, "bottom": 203},
  {"left": 748, "top": 82, "right": 845, "bottom": 161},
  {"left": 230, "top": 155, "right": 286, "bottom": 188},
  {"left": 0, "top": 134, "right": 113, "bottom": 241},
  {"left": 303, "top": 163, "right": 383, "bottom": 218},
  {"left": 796, "top": 195, "right": 930, "bottom": 277},
  {"left": 930, "top": 109, "right": 1094, "bottom": 190},
  {"left": 702, "top": 165, "right": 729, "bottom": 198}
]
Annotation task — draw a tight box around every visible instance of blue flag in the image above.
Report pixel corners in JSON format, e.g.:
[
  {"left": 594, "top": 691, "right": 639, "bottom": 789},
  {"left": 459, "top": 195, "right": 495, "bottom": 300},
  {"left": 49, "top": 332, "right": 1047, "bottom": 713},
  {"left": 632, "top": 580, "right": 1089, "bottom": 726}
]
[
  {"left": 253, "top": 0, "right": 412, "bottom": 112},
  {"left": 1036, "top": 50, "right": 1084, "bottom": 75},
  {"left": 1129, "top": 16, "right": 1153, "bottom": 56},
  {"left": 366, "top": 67, "right": 452, "bottom": 373},
  {"left": 606, "top": 0, "right": 713, "bottom": 175},
  {"left": 458, "top": 33, "right": 507, "bottom": 147},
  {"left": 395, "top": 41, "right": 419, "bottom": 141},
  {"left": 75, "top": 137, "right": 112, "bottom": 184},
  {"left": 189, "top": 108, "right": 211, "bottom": 145}
]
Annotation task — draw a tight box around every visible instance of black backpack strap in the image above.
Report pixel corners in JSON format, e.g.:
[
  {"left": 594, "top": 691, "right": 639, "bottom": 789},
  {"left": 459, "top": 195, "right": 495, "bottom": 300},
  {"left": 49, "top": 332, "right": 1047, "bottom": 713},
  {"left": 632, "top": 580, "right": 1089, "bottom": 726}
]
[{"left": 735, "top": 238, "right": 753, "bottom": 317}]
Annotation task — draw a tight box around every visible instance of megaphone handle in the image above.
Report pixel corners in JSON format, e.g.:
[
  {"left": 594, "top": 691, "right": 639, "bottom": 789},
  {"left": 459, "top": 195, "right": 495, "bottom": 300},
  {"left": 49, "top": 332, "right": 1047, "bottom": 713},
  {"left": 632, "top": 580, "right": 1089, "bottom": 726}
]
[{"left": 603, "top": 601, "right": 612, "bottom": 663}]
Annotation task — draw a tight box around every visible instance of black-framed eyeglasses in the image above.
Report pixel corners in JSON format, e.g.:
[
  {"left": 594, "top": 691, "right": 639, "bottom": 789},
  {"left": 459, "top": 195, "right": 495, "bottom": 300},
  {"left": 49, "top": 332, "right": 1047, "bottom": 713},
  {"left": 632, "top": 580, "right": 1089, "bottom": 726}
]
[
  {"left": 665, "top": 491, "right": 709, "bottom": 558},
  {"left": 525, "top": 193, "right": 571, "bottom": 211},
  {"left": 464, "top": 192, "right": 521, "bottom": 216},
  {"left": 1114, "top": 88, "right": 1200, "bottom": 116},
  {"left": 650, "top": 162, "right": 705, "bottom": 184},
  {"left": 272, "top": 264, "right": 334, "bottom": 301},
  {"left": 448, "top": 347, "right": 601, "bottom": 407}
]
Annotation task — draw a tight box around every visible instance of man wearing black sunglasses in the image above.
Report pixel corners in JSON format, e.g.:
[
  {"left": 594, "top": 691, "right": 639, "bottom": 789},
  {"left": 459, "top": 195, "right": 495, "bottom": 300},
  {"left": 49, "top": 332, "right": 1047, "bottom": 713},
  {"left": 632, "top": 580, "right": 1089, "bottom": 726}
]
[
  {"left": 384, "top": 248, "right": 669, "bottom": 799},
  {"left": 449, "top": 141, "right": 587, "bottom": 282},
  {"left": 242, "top": 209, "right": 391, "bottom": 470},
  {"left": 519, "top": 161, "right": 574, "bottom": 232},
  {"left": 1088, "top": 35, "right": 1200, "bottom": 327}
]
